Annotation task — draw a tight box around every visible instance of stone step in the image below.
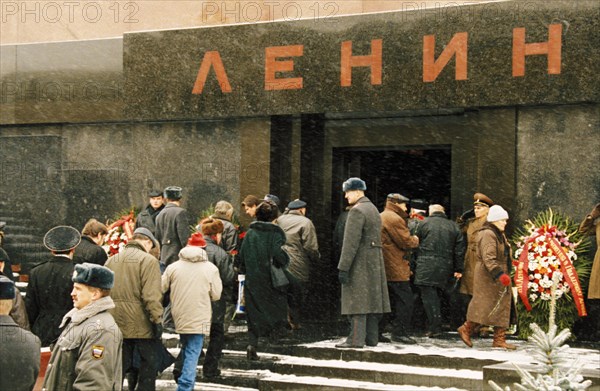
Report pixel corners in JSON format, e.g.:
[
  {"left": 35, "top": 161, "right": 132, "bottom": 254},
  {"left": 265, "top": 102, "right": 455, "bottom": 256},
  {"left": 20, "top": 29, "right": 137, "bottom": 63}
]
[
  {"left": 258, "top": 373, "right": 468, "bottom": 390},
  {"left": 2, "top": 225, "right": 42, "bottom": 235},
  {"left": 218, "top": 349, "right": 482, "bottom": 390},
  {"left": 3, "top": 233, "right": 42, "bottom": 242}
]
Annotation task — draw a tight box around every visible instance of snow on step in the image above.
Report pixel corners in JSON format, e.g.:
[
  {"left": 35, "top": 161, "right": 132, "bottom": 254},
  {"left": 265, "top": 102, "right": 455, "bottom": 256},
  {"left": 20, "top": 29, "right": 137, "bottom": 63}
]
[
  {"left": 278, "top": 354, "right": 481, "bottom": 380},
  {"left": 260, "top": 373, "right": 468, "bottom": 390},
  {"left": 154, "top": 379, "right": 257, "bottom": 391}
]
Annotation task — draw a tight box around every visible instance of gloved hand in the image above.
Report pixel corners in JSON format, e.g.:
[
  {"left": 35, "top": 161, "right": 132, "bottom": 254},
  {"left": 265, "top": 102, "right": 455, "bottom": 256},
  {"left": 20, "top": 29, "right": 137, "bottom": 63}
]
[
  {"left": 498, "top": 273, "right": 511, "bottom": 287},
  {"left": 152, "top": 323, "right": 163, "bottom": 340},
  {"left": 338, "top": 270, "right": 349, "bottom": 285}
]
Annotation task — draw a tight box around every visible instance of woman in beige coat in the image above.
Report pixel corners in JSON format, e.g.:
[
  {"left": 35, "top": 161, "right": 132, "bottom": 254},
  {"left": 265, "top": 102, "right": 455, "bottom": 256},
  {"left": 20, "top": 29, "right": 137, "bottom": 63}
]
[{"left": 458, "top": 205, "right": 516, "bottom": 350}]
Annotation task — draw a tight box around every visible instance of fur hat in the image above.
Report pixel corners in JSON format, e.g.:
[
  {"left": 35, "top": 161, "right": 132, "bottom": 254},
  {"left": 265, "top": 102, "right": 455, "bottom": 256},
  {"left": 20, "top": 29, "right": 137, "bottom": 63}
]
[
  {"left": 342, "top": 177, "right": 367, "bottom": 192},
  {"left": 44, "top": 226, "right": 81, "bottom": 252},
  {"left": 164, "top": 186, "right": 183, "bottom": 200},
  {"left": 133, "top": 227, "right": 159, "bottom": 248},
  {"left": 487, "top": 205, "right": 509, "bottom": 222},
  {"left": 473, "top": 192, "right": 494, "bottom": 207},
  {"left": 201, "top": 219, "right": 224, "bottom": 236},
  {"left": 410, "top": 198, "right": 429, "bottom": 211},
  {"left": 188, "top": 232, "right": 207, "bottom": 247},
  {"left": 287, "top": 199, "right": 307, "bottom": 210},
  {"left": 0, "top": 275, "right": 15, "bottom": 300},
  {"left": 72, "top": 263, "right": 114, "bottom": 289}
]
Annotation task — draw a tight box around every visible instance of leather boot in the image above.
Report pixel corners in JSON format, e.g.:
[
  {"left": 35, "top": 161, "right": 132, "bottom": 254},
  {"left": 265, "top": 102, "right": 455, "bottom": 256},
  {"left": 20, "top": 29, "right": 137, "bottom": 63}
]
[
  {"left": 246, "top": 345, "right": 259, "bottom": 361},
  {"left": 492, "top": 327, "right": 517, "bottom": 350},
  {"left": 457, "top": 321, "right": 477, "bottom": 348}
]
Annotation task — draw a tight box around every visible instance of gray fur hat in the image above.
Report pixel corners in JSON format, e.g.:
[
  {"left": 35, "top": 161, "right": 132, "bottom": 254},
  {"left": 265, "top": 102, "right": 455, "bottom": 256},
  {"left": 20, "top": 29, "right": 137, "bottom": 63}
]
[
  {"left": 72, "top": 263, "right": 114, "bottom": 289},
  {"left": 342, "top": 177, "right": 367, "bottom": 192}
]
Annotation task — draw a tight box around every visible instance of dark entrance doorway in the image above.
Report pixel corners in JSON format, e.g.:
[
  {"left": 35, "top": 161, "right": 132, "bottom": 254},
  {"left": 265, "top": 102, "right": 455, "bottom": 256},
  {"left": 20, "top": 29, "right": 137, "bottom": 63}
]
[{"left": 332, "top": 146, "right": 452, "bottom": 217}]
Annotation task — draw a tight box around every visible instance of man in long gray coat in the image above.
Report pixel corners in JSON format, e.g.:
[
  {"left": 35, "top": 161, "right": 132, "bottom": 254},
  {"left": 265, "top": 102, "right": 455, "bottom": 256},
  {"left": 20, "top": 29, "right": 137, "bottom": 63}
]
[{"left": 337, "top": 177, "right": 391, "bottom": 348}]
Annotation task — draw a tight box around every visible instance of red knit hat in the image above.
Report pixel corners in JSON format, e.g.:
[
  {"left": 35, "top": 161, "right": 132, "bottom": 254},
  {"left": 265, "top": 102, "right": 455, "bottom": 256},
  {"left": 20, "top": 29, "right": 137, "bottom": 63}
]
[{"left": 187, "top": 232, "right": 207, "bottom": 248}]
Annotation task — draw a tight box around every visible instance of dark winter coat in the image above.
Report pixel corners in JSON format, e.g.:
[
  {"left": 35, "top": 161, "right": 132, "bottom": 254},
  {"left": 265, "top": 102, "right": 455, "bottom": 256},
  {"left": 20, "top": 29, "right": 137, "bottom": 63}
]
[
  {"left": 460, "top": 216, "right": 487, "bottom": 295},
  {"left": 105, "top": 241, "right": 163, "bottom": 339},
  {"left": 277, "top": 210, "right": 320, "bottom": 283},
  {"left": 73, "top": 236, "right": 108, "bottom": 266},
  {"left": 239, "top": 221, "right": 290, "bottom": 334},
  {"left": 380, "top": 201, "right": 419, "bottom": 282},
  {"left": 414, "top": 211, "right": 465, "bottom": 288},
  {"left": 42, "top": 296, "right": 123, "bottom": 391},
  {"left": 0, "top": 270, "right": 29, "bottom": 329},
  {"left": 25, "top": 255, "right": 75, "bottom": 346},
  {"left": 466, "top": 223, "right": 513, "bottom": 328},
  {"left": 333, "top": 208, "right": 350, "bottom": 262},
  {"left": 338, "top": 197, "right": 391, "bottom": 315},
  {"left": 0, "top": 315, "right": 40, "bottom": 391},
  {"left": 216, "top": 217, "right": 239, "bottom": 253},
  {"left": 155, "top": 203, "right": 192, "bottom": 266},
  {"left": 205, "top": 236, "right": 235, "bottom": 323},
  {"left": 135, "top": 204, "right": 165, "bottom": 234}
]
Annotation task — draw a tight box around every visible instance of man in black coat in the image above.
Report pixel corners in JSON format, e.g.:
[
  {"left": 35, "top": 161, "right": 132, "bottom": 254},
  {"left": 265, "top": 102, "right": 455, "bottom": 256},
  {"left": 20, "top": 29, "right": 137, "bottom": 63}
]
[
  {"left": 199, "top": 220, "right": 235, "bottom": 379},
  {"left": 155, "top": 186, "right": 192, "bottom": 271},
  {"left": 25, "top": 225, "right": 81, "bottom": 346},
  {"left": 136, "top": 189, "right": 166, "bottom": 234},
  {"left": 73, "top": 218, "right": 108, "bottom": 265},
  {"left": 0, "top": 275, "right": 41, "bottom": 391},
  {"left": 414, "top": 204, "right": 465, "bottom": 337}
]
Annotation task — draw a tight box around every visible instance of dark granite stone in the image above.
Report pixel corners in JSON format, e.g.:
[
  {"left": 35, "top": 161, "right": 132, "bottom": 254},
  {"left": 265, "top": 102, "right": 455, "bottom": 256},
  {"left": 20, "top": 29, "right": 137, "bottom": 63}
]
[
  {"left": 0, "top": 135, "right": 64, "bottom": 232},
  {"left": 124, "top": 0, "right": 599, "bottom": 120},
  {"left": 0, "top": 38, "right": 123, "bottom": 125}
]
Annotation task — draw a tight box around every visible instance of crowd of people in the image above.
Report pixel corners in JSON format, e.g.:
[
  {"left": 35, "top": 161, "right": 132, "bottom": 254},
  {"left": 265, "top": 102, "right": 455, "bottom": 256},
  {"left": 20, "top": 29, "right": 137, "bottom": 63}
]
[{"left": 0, "top": 182, "right": 597, "bottom": 391}]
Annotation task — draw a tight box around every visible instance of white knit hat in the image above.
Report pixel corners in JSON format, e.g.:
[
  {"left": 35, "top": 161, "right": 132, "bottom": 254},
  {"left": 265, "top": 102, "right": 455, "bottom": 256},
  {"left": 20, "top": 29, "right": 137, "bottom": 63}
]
[{"left": 487, "top": 205, "right": 509, "bottom": 222}]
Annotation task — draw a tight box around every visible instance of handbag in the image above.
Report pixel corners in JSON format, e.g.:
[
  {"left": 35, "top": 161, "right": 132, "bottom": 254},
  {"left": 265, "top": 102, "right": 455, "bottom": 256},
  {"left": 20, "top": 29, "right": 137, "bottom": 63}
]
[{"left": 270, "top": 259, "right": 289, "bottom": 291}]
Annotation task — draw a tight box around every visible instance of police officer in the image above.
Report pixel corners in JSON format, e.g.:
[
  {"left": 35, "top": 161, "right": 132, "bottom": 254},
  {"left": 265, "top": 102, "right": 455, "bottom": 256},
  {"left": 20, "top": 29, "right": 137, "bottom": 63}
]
[{"left": 42, "top": 263, "right": 123, "bottom": 390}]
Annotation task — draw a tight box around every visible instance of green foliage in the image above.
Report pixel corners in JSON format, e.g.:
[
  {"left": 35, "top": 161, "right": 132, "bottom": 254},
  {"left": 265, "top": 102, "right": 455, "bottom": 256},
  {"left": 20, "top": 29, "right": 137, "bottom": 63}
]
[{"left": 489, "top": 323, "right": 592, "bottom": 391}]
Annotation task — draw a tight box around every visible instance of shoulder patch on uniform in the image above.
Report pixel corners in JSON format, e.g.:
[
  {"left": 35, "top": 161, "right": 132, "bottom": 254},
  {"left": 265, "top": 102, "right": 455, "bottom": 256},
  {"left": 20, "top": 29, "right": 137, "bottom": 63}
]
[{"left": 91, "top": 345, "right": 105, "bottom": 359}]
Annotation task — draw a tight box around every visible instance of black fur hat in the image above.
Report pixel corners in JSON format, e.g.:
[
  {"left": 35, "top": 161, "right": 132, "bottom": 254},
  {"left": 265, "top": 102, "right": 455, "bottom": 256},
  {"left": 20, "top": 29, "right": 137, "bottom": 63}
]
[
  {"left": 164, "top": 186, "right": 183, "bottom": 200},
  {"left": 44, "top": 226, "right": 81, "bottom": 252},
  {"left": 0, "top": 275, "right": 15, "bottom": 299},
  {"left": 73, "top": 263, "right": 114, "bottom": 289},
  {"left": 342, "top": 177, "right": 367, "bottom": 192}
]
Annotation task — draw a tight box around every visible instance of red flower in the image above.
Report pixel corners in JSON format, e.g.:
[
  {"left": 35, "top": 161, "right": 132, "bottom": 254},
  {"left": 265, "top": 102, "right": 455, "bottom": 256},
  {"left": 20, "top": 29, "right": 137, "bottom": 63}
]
[{"left": 239, "top": 231, "right": 246, "bottom": 240}]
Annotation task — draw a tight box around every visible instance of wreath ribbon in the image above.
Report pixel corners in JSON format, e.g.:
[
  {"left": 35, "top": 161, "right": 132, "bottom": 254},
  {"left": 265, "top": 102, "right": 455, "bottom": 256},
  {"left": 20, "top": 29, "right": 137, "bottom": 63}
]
[
  {"left": 547, "top": 237, "right": 587, "bottom": 317},
  {"left": 514, "top": 237, "right": 533, "bottom": 311}
]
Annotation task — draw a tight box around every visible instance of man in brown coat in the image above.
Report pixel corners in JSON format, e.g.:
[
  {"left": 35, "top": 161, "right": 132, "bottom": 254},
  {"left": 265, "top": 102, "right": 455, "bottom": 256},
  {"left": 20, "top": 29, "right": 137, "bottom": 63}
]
[
  {"left": 380, "top": 193, "right": 419, "bottom": 344},
  {"left": 105, "top": 227, "right": 163, "bottom": 390}
]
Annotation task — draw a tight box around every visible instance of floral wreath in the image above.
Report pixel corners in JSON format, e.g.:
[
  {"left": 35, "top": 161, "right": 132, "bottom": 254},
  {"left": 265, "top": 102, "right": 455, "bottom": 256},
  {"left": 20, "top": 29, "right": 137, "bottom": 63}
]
[
  {"left": 104, "top": 209, "right": 137, "bottom": 256},
  {"left": 512, "top": 208, "right": 592, "bottom": 339}
]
